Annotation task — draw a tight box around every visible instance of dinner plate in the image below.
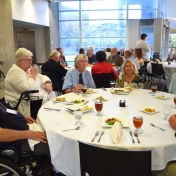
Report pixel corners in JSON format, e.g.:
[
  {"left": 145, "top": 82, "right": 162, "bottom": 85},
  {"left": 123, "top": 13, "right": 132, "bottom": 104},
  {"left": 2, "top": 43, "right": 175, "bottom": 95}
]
[
  {"left": 52, "top": 98, "right": 67, "bottom": 103},
  {"left": 70, "top": 99, "right": 86, "bottom": 104},
  {"left": 155, "top": 95, "right": 169, "bottom": 100},
  {"left": 140, "top": 108, "right": 159, "bottom": 115},
  {"left": 93, "top": 96, "right": 108, "bottom": 101},
  {"left": 110, "top": 89, "right": 129, "bottom": 95},
  {"left": 66, "top": 105, "right": 93, "bottom": 113},
  {"left": 102, "top": 117, "right": 129, "bottom": 128}
]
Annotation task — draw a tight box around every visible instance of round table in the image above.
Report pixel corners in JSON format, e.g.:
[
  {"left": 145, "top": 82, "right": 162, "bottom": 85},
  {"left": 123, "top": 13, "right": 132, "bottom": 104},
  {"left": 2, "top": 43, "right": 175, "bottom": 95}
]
[{"left": 38, "top": 89, "right": 176, "bottom": 176}]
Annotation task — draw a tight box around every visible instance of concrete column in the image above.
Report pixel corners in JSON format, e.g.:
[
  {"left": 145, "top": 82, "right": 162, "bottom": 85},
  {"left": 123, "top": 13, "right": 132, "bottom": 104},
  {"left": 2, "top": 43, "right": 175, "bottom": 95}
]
[{"left": 0, "top": 0, "right": 15, "bottom": 77}]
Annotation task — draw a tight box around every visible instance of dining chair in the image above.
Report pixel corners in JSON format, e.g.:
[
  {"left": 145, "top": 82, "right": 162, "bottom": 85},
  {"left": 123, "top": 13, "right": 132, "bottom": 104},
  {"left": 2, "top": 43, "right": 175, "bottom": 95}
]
[
  {"left": 151, "top": 63, "right": 166, "bottom": 91},
  {"left": 92, "top": 73, "right": 114, "bottom": 88},
  {"left": 79, "top": 141, "right": 152, "bottom": 176},
  {"left": 42, "top": 71, "right": 63, "bottom": 95}
]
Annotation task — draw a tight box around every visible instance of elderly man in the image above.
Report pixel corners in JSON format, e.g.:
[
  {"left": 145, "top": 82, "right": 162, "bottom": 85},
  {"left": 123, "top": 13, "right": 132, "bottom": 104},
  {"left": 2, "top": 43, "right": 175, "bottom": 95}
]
[
  {"left": 5, "top": 48, "right": 53, "bottom": 119},
  {"left": 117, "top": 48, "right": 124, "bottom": 56},
  {"left": 136, "top": 33, "right": 152, "bottom": 61},
  {"left": 62, "top": 54, "right": 96, "bottom": 93},
  {"left": 87, "top": 46, "right": 97, "bottom": 64},
  {"left": 107, "top": 47, "right": 123, "bottom": 68},
  {"left": 42, "top": 50, "right": 67, "bottom": 91},
  {"left": 124, "top": 49, "right": 140, "bottom": 70}
]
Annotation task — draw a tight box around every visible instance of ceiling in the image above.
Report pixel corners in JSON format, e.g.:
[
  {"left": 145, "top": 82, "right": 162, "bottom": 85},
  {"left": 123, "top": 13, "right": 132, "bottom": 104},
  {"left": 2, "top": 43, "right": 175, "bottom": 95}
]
[{"left": 13, "top": 20, "right": 45, "bottom": 28}]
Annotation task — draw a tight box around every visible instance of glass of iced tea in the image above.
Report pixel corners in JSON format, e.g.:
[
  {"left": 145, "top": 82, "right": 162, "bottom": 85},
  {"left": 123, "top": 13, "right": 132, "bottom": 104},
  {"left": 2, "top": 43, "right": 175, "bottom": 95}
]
[
  {"left": 110, "top": 81, "right": 115, "bottom": 89},
  {"left": 133, "top": 116, "right": 143, "bottom": 133},
  {"left": 95, "top": 100, "right": 103, "bottom": 116},
  {"left": 168, "top": 61, "right": 171, "bottom": 65},
  {"left": 151, "top": 85, "right": 157, "bottom": 96},
  {"left": 173, "top": 95, "right": 176, "bottom": 109},
  {"left": 81, "top": 85, "right": 87, "bottom": 96}
]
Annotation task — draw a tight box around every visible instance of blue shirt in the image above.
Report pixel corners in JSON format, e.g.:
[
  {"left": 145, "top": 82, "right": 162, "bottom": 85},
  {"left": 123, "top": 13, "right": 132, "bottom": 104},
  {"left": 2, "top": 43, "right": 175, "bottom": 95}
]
[
  {"left": 62, "top": 68, "right": 96, "bottom": 90},
  {"left": 169, "top": 72, "right": 176, "bottom": 94}
]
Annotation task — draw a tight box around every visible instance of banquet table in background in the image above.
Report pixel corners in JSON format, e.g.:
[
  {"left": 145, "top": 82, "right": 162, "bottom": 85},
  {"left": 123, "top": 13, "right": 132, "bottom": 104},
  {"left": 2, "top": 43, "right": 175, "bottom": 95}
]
[
  {"left": 38, "top": 89, "right": 176, "bottom": 176},
  {"left": 147, "top": 61, "right": 176, "bottom": 89}
]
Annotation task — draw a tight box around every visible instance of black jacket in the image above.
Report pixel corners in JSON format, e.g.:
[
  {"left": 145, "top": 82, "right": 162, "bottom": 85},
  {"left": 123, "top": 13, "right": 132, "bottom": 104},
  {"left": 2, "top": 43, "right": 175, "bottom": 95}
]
[{"left": 41, "top": 59, "right": 67, "bottom": 89}]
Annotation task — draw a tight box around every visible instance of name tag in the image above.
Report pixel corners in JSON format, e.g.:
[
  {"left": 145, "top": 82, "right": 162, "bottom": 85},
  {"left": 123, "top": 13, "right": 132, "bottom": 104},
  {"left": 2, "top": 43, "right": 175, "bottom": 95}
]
[{"left": 6, "top": 108, "right": 17, "bottom": 114}]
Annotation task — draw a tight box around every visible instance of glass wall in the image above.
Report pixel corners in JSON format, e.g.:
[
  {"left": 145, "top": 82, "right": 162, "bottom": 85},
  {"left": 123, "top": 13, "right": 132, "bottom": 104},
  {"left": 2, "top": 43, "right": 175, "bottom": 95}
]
[{"left": 58, "top": 0, "right": 159, "bottom": 65}]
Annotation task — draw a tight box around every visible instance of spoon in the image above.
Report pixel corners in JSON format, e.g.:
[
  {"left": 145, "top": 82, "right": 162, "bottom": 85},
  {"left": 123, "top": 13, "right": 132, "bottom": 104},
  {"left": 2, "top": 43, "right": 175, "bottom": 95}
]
[
  {"left": 63, "top": 126, "right": 80, "bottom": 132},
  {"left": 134, "top": 132, "right": 140, "bottom": 143}
]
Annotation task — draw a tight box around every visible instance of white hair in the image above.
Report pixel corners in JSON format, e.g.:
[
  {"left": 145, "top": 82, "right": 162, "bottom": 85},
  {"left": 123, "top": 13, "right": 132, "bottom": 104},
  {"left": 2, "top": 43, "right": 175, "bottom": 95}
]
[
  {"left": 87, "top": 46, "right": 93, "bottom": 51},
  {"left": 74, "top": 54, "right": 87, "bottom": 67},
  {"left": 15, "top": 48, "right": 33, "bottom": 60},
  {"left": 49, "top": 50, "right": 60, "bottom": 59}
]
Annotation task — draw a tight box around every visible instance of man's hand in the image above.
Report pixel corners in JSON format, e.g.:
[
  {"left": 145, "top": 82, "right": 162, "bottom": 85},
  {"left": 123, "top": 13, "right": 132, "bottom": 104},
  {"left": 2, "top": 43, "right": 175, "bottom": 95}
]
[
  {"left": 24, "top": 116, "right": 37, "bottom": 124},
  {"left": 30, "top": 131, "right": 47, "bottom": 143},
  {"left": 45, "top": 83, "right": 53, "bottom": 94},
  {"left": 168, "top": 114, "right": 176, "bottom": 130},
  {"left": 72, "top": 84, "right": 83, "bottom": 93},
  {"left": 61, "top": 63, "right": 66, "bottom": 67}
]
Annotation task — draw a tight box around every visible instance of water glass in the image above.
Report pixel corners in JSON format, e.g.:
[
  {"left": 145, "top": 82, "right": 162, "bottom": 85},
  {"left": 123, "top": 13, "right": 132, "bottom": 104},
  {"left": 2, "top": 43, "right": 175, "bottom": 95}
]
[
  {"left": 163, "top": 104, "right": 172, "bottom": 121},
  {"left": 138, "top": 82, "right": 144, "bottom": 89},
  {"left": 74, "top": 110, "right": 83, "bottom": 126}
]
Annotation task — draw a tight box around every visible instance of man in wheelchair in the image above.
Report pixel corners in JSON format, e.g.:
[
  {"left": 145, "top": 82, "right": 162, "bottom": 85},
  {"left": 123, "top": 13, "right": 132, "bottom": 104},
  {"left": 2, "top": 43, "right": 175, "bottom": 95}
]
[{"left": 0, "top": 100, "right": 60, "bottom": 176}]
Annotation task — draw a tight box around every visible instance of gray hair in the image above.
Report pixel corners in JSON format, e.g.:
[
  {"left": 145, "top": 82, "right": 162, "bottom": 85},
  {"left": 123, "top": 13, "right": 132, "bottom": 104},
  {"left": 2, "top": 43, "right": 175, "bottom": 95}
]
[
  {"left": 87, "top": 46, "right": 93, "bottom": 51},
  {"left": 49, "top": 50, "right": 60, "bottom": 59},
  {"left": 74, "top": 54, "right": 87, "bottom": 67},
  {"left": 15, "top": 48, "right": 33, "bottom": 60}
]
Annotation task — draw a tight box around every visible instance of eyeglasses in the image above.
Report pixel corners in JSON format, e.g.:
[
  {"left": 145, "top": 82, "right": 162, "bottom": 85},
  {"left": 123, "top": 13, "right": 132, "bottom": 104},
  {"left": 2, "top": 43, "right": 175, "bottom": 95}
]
[{"left": 23, "top": 59, "right": 33, "bottom": 63}]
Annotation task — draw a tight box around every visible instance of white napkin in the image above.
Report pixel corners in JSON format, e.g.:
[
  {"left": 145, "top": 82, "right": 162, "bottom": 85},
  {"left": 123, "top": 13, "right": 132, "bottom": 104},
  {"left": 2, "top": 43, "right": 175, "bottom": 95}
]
[
  {"left": 27, "top": 123, "right": 44, "bottom": 151},
  {"left": 110, "top": 121, "right": 122, "bottom": 144},
  {"left": 42, "top": 91, "right": 56, "bottom": 105}
]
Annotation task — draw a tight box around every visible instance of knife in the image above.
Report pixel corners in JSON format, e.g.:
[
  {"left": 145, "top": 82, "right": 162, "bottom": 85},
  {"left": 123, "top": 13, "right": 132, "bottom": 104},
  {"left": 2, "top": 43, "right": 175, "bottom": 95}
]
[
  {"left": 130, "top": 131, "right": 135, "bottom": 143},
  {"left": 44, "top": 108, "right": 61, "bottom": 111},
  {"left": 82, "top": 100, "right": 89, "bottom": 106}
]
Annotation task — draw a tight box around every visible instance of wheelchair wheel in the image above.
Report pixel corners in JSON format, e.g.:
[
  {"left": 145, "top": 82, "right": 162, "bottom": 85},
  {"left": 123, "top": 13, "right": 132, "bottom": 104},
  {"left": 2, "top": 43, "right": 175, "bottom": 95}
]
[{"left": 0, "top": 158, "right": 25, "bottom": 176}]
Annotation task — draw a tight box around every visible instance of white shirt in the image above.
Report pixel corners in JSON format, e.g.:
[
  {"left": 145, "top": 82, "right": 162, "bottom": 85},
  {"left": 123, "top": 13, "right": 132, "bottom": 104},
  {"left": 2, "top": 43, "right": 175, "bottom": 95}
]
[
  {"left": 5, "top": 64, "right": 51, "bottom": 116},
  {"left": 136, "top": 40, "right": 151, "bottom": 61}
]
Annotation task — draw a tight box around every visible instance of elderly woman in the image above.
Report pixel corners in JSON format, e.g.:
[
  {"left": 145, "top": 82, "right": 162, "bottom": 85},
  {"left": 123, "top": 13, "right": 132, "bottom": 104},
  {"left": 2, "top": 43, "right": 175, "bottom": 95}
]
[
  {"left": 62, "top": 54, "right": 96, "bottom": 93},
  {"left": 134, "top": 48, "right": 144, "bottom": 67},
  {"left": 91, "top": 51, "right": 118, "bottom": 80},
  {"left": 115, "top": 60, "right": 142, "bottom": 88},
  {"left": 5, "top": 48, "right": 53, "bottom": 119}
]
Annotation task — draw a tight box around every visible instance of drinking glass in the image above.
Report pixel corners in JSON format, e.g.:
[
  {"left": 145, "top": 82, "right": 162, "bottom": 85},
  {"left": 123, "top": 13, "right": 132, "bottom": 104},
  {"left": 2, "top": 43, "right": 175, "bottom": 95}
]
[
  {"left": 81, "top": 85, "right": 87, "bottom": 96},
  {"left": 163, "top": 104, "right": 172, "bottom": 121},
  {"left": 95, "top": 100, "right": 103, "bottom": 116},
  {"left": 110, "top": 81, "right": 115, "bottom": 89},
  {"left": 151, "top": 85, "right": 157, "bottom": 96},
  {"left": 74, "top": 110, "right": 83, "bottom": 126},
  {"left": 138, "top": 82, "right": 144, "bottom": 89},
  {"left": 133, "top": 116, "right": 143, "bottom": 133},
  {"left": 173, "top": 95, "right": 176, "bottom": 109}
]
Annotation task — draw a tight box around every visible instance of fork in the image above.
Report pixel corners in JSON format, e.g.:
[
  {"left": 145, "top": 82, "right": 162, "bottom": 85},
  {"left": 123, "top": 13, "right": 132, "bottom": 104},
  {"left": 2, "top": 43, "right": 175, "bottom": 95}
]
[
  {"left": 150, "top": 123, "right": 165, "bottom": 131},
  {"left": 97, "top": 130, "right": 105, "bottom": 142},
  {"left": 91, "top": 131, "right": 99, "bottom": 142}
]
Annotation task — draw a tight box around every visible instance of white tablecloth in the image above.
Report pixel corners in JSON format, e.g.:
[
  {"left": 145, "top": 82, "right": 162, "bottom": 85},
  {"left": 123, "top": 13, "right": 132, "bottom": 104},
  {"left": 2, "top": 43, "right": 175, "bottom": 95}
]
[
  {"left": 38, "top": 89, "right": 176, "bottom": 176},
  {"left": 147, "top": 62, "right": 176, "bottom": 88}
]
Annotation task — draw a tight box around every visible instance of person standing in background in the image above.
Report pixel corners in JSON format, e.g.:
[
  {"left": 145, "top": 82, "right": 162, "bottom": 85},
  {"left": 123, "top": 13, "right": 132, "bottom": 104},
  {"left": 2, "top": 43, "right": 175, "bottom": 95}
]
[
  {"left": 56, "top": 47, "right": 67, "bottom": 67},
  {"left": 136, "top": 33, "right": 152, "bottom": 61},
  {"left": 105, "top": 47, "right": 111, "bottom": 61}
]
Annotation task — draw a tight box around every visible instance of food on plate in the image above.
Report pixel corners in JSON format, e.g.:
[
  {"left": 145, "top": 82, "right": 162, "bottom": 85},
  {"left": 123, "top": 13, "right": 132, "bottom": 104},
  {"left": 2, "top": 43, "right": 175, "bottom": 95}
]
[
  {"left": 72, "top": 100, "right": 84, "bottom": 103},
  {"left": 55, "top": 97, "right": 66, "bottom": 101},
  {"left": 95, "top": 96, "right": 105, "bottom": 101},
  {"left": 81, "top": 106, "right": 93, "bottom": 112},
  {"left": 105, "top": 118, "right": 122, "bottom": 125},
  {"left": 86, "top": 88, "right": 94, "bottom": 93},
  {"left": 157, "top": 95, "right": 165, "bottom": 99},
  {"left": 124, "top": 86, "right": 132, "bottom": 91},
  {"left": 143, "top": 106, "right": 156, "bottom": 113}
]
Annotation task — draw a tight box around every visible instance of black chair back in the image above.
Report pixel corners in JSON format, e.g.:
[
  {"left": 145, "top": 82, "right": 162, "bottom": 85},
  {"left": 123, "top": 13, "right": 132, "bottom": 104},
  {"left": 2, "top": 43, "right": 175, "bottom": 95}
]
[
  {"left": 92, "top": 73, "right": 114, "bottom": 88},
  {"left": 42, "top": 71, "right": 62, "bottom": 92},
  {"left": 79, "top": 141, "right": 151, "bottom": 176},
  {"left": 151, "top": 63, "right": 166, "bottom": 80}
]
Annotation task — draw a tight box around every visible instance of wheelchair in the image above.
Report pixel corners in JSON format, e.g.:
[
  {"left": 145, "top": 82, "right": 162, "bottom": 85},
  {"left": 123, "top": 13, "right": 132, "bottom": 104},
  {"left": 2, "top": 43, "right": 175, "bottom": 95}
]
[{"left": 0, "top": 90, "right": 49, "bottom": 175}]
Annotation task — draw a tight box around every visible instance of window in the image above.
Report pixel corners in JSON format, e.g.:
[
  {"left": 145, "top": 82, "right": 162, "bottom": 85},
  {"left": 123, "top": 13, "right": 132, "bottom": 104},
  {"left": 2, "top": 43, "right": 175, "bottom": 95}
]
[{"left": 58, "top": 0, "right": 159, "bottom": 65}]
